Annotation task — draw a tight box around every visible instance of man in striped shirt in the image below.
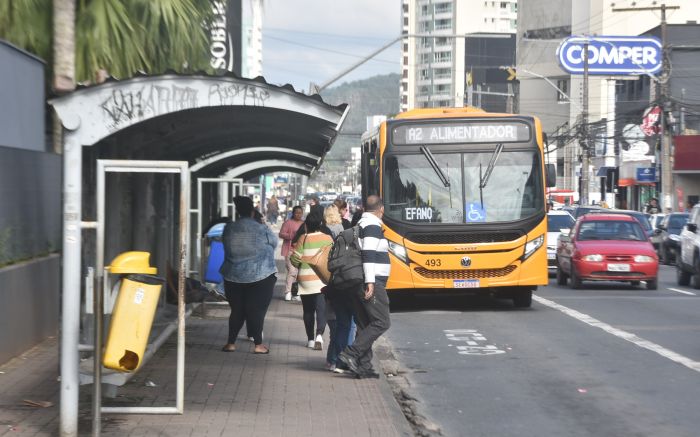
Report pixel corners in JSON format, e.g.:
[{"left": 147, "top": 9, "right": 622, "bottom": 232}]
[{"left": 339, "top": 195, "right": 391, "bottom": 379}]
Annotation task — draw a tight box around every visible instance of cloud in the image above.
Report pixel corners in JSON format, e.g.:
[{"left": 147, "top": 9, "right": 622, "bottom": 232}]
[{"left": 260, "top": 0, "right": 400, "bottom": 90}]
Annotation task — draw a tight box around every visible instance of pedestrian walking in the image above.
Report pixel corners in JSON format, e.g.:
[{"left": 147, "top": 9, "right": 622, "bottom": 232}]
[
  {"left": 267, "top": 195, "right": 279, "bottom": 225},
  {"left": 220, "top": 196, "right": 278, "bottom": 354},
  {"left": 290, "top": 208, "right": 333, "bottom": 350},
  {"left": 279, "top": 206, "right": 304, "bottom": 301},
  {"left": 339, "top": 195, "right": 391, "bottom": 379},
  {"left": 322, "top": 205, "right": 354, "bottom": 372}
]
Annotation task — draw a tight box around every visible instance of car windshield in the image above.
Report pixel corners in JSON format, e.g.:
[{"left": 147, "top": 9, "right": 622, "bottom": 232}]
[
  {"left": 668, "top": 214, "right": 689, "bottom": 229},
  {"left": 547, "top": 214, "right": 575, "bottom": 232},
  {"left": 577, "top": 220, "right": 646, "bottom": 241},
  {"left": 383, "top": 149, "right": 543, "bottom": 224}
]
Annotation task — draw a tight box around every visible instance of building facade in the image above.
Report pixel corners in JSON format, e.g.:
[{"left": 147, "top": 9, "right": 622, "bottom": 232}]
[
  {"left": 401, "top": 0, "right": 518, "bottom": 112},
  {"left": 242, "top": 0, "right": 264, "bottom": 78},
  {"left": 517, "top": 0, "right": 700, "bottom": 208}
]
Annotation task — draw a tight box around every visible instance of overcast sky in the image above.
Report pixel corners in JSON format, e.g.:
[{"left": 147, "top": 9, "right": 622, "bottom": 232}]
[{"left": 261, "top": 0, "right": 401, "bottom": 92}]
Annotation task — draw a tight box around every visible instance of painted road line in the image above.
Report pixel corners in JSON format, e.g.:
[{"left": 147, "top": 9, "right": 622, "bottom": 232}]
[
  {"left": 668, "top": 288, "right": 697, "bottom": 296},
  {"left": 533, "top": 295, "right": 700, "bottom": 374}
]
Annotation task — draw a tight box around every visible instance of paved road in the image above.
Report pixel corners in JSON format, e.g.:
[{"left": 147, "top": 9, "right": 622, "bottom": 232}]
[{"left": 385, "top": 265, "right": 700, "bottom": 437}]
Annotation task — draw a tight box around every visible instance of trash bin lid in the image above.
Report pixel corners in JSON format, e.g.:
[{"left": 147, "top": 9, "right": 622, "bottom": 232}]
[
  {"left": 206, "top": 222, "right": 226, "bottom": 238},
  {"left": 107, "top": 251, "right": 158, "bottom": 274}
]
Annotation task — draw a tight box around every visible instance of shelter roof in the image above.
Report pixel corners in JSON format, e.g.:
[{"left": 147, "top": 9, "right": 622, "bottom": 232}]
[{"left": 50, "top": 72, "right": 349, "bottom": 178}]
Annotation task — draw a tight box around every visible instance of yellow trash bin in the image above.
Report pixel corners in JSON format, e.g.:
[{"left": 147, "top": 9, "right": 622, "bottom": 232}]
[{"left": 103, "top": 252, "right": 163, "bottom": 372}]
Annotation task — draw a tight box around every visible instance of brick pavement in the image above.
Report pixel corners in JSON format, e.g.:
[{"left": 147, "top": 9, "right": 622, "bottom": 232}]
[{"left": 0, "top": 277, "right": 411, "bottom": 436}]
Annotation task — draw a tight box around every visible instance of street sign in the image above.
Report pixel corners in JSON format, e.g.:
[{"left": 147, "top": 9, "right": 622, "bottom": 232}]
[
  {"left": 557, "top": 36, "right": 662, "bottom": 75},
  {"left": 636, "top": 167, "right": 656, "bottom": 183}
]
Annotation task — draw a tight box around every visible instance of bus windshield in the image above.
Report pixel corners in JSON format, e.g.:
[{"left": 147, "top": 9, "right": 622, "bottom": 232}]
[{"left": 384, "top": 148, "right": 543, "bottom": 224}]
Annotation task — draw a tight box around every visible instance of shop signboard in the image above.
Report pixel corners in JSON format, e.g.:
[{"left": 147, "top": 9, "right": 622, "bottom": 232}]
[
  {"left": 558, "top": 36, "right": 662, "bottom": 75},
  {"left": 636, "top": 167, "right": 656, "bottom": 183}
]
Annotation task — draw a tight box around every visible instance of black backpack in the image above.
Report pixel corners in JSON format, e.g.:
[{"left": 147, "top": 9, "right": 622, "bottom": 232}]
[{"left": 327, "top": 226, "right": 364, "bottom": 290}]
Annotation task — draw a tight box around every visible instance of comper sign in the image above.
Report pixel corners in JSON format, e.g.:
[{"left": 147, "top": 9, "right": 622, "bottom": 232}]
[{"left": 558, "top": 36, "right": 662, "bottom": 75}]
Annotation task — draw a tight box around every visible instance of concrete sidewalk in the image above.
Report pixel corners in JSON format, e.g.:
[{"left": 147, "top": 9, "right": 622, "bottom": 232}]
[{"left": 0, "top": 279, "right": 412, "bottom": 436}]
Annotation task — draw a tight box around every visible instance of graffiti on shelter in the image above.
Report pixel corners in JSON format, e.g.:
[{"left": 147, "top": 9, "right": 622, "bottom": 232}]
[
  {"left": 100, "top": 84, "right": 199, "bottom": 128},
  {"left": 208, "top": 83, "right": 270, "bottom": 107}
]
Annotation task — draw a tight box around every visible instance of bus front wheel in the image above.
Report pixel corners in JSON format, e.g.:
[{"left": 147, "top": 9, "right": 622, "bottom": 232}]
[{"left": 513, "top": 289, "right": 533, "bottom": 308}]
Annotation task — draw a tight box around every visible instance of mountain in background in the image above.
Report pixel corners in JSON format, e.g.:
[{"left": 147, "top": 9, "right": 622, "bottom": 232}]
[{"left": 319, "top": 73, "right": 400, "bottom": 170}]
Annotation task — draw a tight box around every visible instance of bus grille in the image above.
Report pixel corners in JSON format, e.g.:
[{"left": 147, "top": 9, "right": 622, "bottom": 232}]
[
  {"left": 414, "top": 265, "right": 517, "bottom": 280},
  {"left": 407, "top": 232, "right": 522, "bottom": 245}
]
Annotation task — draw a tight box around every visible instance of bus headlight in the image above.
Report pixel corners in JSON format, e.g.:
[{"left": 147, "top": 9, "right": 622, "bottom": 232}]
[
  {"left": 522, "top": 235, "right": 544, "bottom": 261},
  {"left": 388, "top": 241, "right": 408, "bottom": 264}
]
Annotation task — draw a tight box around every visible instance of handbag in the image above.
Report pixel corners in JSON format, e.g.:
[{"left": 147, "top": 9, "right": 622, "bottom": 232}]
[{"left": 303, "top": 244, "right": 332, "bottom": 284}]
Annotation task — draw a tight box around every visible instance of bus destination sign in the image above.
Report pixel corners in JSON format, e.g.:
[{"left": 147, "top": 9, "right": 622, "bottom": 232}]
[{"left": 393, "top": 122, "right": 530, "bottom": 145}]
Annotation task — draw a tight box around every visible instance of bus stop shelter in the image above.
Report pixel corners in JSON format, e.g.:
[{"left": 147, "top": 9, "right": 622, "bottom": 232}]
[{"left": 50, "top": 73, "right": 348, "bottom": 436}]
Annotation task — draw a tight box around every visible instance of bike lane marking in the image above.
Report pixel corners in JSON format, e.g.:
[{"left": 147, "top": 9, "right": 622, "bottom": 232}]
[
  {"left": 668, "top": 287, "right": 697, "bottom": 296},
  {"left": 533, "top": 295, "right": 700, "bottom": 373}
]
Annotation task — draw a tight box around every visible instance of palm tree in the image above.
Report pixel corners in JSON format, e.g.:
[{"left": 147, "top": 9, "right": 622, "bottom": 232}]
[{"left": 1, "top": 0, "right": 213, "bottom": 84}]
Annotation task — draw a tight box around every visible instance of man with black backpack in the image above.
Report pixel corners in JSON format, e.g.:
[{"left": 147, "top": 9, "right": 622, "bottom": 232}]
[{"left": 338, "top": 195, "right": 391, "bottom": 379}]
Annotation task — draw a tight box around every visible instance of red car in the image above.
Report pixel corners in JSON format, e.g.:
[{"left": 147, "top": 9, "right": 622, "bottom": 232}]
[{"left": 556, "top": 214, "right": 659, "bottom": 289}]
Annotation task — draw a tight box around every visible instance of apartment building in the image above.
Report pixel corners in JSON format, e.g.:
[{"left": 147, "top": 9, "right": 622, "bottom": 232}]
[
  {"left": 242, "top": 0, "right": 264, "bottom": 78},
  {"left": 401, "top": 0, "right": 518, "bottom": 112}
]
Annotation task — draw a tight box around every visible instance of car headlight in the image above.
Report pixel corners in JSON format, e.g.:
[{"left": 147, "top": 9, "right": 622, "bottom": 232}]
[
  {"left": 634, "top": 255, "right": 655, "bottom": 263},
  {"left": 522, "top": 235, "right": 544, "bottom": 260},
  {"left": 583, "top": 254, "right": 604, "bottom": 262},
  {"left": 669, "top": 234, "right": 680, "bottom": 241},
  {"left": 388, "top": 241, "right": 408, "bottom": 263}
]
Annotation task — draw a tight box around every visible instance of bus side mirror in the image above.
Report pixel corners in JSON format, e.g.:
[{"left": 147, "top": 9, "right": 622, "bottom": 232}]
[{"left": 545, "top": 163, "right": 556, "bottom": 187}]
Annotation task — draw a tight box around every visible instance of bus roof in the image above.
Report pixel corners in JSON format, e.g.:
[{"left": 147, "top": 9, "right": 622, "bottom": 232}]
[{"left": 394, "top": 107, "right": 523, "bottom": 120}]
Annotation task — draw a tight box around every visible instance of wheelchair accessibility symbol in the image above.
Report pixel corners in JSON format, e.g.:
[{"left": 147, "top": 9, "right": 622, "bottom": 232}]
[{"left": 466, "top": 203, "right": 486, "bottom": 222}]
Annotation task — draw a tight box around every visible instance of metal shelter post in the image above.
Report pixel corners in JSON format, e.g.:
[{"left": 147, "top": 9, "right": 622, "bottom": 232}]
[{"left": 191, "top": 177, "right": 243, "bottom": 277}]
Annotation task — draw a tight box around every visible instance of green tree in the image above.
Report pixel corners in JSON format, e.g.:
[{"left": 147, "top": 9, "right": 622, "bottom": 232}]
[{"left": 0, "top": 0, "right": 213, "bottom": 83}]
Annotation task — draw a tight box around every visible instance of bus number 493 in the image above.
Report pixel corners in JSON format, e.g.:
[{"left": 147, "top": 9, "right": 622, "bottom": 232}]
[{"left": 425, "top": 259, "right": 441, "bottom": 267}]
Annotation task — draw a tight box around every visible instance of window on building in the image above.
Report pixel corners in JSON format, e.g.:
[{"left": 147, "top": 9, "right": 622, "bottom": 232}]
[
  {"left": 556, "top": 79, "right": 569, "bottom": 102},
  {"left": 421, "top": 4, "right": 429, "bottom": 15},
  {"left": 404, "top": 16, "right": 409, "bottom": 26},
  {"left": 403, "top": 3, "right": 408, "bottom": 13},
  {"left": 436, "top": 37, "right": 449, "bottom": 46},
  {"left": 500, "top": 2, "right": 507, "bottom": 8},
  {"left": 435, "top": 3, "right": 452, "bottom": 14},
  {"left": 420, "top": 69, "right": 430, "bottom": 80},
  {"left": 434, "top": 68, "right": 451, "bottom": 79},
  {"left": 434, "top": 51, "right": 452, "bottom": 63},
  {"left": 435, "top": 84, "right": 451, "bottom": 94},
  {"left": 556, "top": 156, "right": 565, "bottom": 177},
  {"left": 420, "top": 53, "right": 431, "bottom": 64},
  {"left": 402, "top": 95, "right": 408, "bottom": 104},
  {"left": 403, "top": 69, "right": 408, "bottom": 79},
  {"left": 403, "top": 56, "right": 408, "bottom": 66},
  {"left": 435, "top": 18, "right": 452, "bottom": 30}
]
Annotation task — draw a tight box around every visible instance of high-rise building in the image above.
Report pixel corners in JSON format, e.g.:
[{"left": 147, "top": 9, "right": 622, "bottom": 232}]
[
  {"left": 242, "top": 0, "right": 263, "bottom": 78},
  {"left": 401, "top": 0, "right": 518, "bottom": 112}
]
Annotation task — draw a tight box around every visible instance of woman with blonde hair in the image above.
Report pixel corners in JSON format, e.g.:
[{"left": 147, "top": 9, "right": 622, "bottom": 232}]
[{"left": 324, "top": 204, "right": 344, "bottom": 237}]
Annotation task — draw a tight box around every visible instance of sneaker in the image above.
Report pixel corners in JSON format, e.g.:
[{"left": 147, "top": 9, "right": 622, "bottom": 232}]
[
  {"left": 338, "top": 351, "right": 359, "bottom": 374},
  {"left": 355, "top": 371, "right": 380, "bottom": 380},
  {"left": 313, "top": 334, "right": 323, "bottom": 350},
  {"left": 292, "top": 295, "right": 301, "bottom": 302},
  {"left": 332, "top": 366, "right": 346, "bottom": 374},
  {"left": 307, "top": 340, "right": 315, "bottom": 348},
  {"left": 284, "top": 292, "right": 292, "bottom": 301}
]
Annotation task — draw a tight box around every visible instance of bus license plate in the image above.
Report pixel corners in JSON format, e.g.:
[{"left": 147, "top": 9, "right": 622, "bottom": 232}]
[
  {"left": 607, "top": 263, "right": 631, "bottom": 272},
  {"left": 547, "top": 253, "right": 556, "bottom": 260},
  {"left": 454, "top": 279, "right": 479, "bottom": 288}
]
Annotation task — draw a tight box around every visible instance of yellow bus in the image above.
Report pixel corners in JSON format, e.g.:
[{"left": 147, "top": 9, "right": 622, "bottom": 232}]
[{"left": 360, "top": 107, "right": 556, "bottom": 307}]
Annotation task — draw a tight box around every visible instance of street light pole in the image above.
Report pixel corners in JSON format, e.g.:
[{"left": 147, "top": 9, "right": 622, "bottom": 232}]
[{"left": 580, "top": 41, "right": 590, "bottom": 206}]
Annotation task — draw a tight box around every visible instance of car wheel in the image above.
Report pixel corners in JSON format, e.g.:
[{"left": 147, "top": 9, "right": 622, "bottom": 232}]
[
  {"left": 570, "top": 266, "right": 582, "bottom": 289},
  {"left": 513, "top": 290, "right": 532, "bottom": 308},
  {"left": 556, "top": 266, "right": 567, "bottom": 286},
  {"left": 677, "top": 263, "right": 691, "bottom": 286},
  {"left": 660, "top": 245, "right": 669, "bottom": 265},
  {"left": 646, "top": 278, "right": 658, "bottom": 290},
  {"left": 693, "top": 256, "right": 700, "bottom": 290},
  {"left": 630, "top": 280, "right": 641, "bottom": 287}
]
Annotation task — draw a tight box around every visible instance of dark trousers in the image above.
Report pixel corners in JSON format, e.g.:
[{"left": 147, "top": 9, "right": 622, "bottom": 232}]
[
  {"left": 224, "top": 274, "right": 276, "bottom": 345},
  {"left": 326, "top": 293, "right": 353, "bottom": 365},
  {"left": 345, "top": 279, "right": 390, "bottom": 372},
  {"left": 300, "top": 293, "right": 326, "bottom": 340}
]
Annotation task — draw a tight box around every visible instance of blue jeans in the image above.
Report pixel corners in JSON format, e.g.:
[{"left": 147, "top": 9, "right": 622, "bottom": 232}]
[{"left": 326, "top": 294, "right": 353, "bottom": 365}]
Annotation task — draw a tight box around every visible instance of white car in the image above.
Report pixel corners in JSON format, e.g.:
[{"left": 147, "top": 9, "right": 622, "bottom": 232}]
[{"left": 547, "top": 211, "right": 576, "bottom": 273}]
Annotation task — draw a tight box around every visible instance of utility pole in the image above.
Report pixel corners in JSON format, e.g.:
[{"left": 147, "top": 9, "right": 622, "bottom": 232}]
[
  {"left": 580, "top": 40, "right": 590, "bottom": 206},
  {"left": 613, "top": 4, "right": 679, "bottom": 211}
]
